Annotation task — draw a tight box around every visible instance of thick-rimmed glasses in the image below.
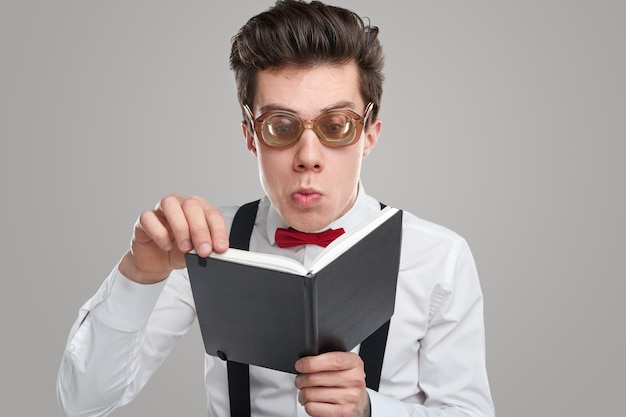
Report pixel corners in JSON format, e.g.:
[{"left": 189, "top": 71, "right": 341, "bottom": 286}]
[{"left": 244, "top": 103, "right": 374, "bottom": 147}]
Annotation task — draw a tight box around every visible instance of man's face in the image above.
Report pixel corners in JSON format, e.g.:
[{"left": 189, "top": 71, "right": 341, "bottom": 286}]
[{"left": 243, "top": 62, "right": 381, "bottom": 232}]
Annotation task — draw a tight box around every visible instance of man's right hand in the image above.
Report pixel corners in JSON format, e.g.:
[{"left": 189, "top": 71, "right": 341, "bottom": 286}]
[{"left": 118, "top": 194, "right": 229, "bottom": 284}]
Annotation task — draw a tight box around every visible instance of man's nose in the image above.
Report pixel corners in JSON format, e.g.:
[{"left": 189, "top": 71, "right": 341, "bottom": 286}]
[{"left": 293, "top": 129, "right": 324, "bottom": 171}]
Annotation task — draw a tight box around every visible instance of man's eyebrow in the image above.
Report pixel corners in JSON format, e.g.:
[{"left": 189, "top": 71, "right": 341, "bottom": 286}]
[
  {"left": 322, "top": 101, "right": 357, "bottom": 112},
  {"left": 257, "top": 104, "right": 290, "bottom": 114},
  {"left": 257, "top": 101, "right": 357, "bottom": 115}
]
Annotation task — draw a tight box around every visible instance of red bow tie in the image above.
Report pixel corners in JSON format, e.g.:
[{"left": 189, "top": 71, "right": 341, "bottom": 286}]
[{"left": 274, "top": 227, "right": 345, "bottom": 248}]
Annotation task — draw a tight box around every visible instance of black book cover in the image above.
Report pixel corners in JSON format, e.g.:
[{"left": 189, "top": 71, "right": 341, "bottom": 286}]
[{"left": 186, "top": 208, "right": 403, "bottom": 374}]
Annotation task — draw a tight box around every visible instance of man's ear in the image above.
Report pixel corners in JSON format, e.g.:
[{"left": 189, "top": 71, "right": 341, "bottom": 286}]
[
  {"left": 362, "top": 118, "right": 382, "bottom": 158},
  {"left": 242, "top": 122, "right": 258, "bottom": 156}
]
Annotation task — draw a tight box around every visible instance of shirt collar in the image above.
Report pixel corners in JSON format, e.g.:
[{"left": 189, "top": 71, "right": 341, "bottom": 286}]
[{"left": 267, "top": 183, "right": 371, "bottom": 246}]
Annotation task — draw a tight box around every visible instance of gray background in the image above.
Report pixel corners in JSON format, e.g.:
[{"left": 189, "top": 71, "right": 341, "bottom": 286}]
[{"left": 1, "top": 0, "right": 624, "bottom": 416}]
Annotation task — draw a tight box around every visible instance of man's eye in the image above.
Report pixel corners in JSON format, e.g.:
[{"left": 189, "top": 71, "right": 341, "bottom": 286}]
[
  {"left": 274, "top": 125, "right": 293, "bottom": 135},
  {"left": 268, "top": 117, "right": 298, "bottom": 137},
  {"left": 326, "top": 123, "right": 344, "bottom": 133},
  {"left": 321, "top": 116, "right": 350, "bottom": 137}
]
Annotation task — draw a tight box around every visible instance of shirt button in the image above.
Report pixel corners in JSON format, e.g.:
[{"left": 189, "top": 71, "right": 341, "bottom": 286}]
[{"left": 67, "top": 343, "right": 76, "bottom": 353}]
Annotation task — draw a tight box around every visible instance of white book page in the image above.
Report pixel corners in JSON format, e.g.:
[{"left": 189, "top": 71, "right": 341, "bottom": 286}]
[
  {"left": 208, "top": 248, "right": 309, "bottom": 276},
  {"left": 202, "top": 206, "right": 398, "bottom": 276}
]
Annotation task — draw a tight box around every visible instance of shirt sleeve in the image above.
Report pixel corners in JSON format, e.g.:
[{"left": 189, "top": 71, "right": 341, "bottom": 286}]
[
  {"left": 368, "top": 239, "right": 495, "bottom": 417},
  {"left": 368, "top": 389, "right": 472, "bottom": 417},
  {"left": 57, "top": 266, "right": 196, "bottom": 417}
]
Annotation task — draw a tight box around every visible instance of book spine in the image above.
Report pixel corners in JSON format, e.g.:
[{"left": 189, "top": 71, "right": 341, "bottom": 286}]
[{"left": 303, "top": 274, "right": 319, "bottom": 356}]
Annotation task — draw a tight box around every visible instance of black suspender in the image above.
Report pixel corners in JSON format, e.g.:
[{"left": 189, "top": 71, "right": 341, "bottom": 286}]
[
  {"left": 359, "top": 320, "right": 390, "bottom": 392},
  {"left": 226, "top": 200, "right": 391, "bottom": 416},
  {"left": 226, "top": 200, "right": 260, "bottom": 417}
]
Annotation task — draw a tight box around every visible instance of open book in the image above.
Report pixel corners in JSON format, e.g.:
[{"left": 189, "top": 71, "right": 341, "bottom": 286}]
[{"left": 186, "top": 206, "right": 403, "bottom": 374}]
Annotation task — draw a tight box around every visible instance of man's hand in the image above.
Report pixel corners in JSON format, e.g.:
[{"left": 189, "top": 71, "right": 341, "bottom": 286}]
[
  {"left": 295, "top": 351, "right": 370, "bottom": 417},
  {"left": 119, "top": 194, "right": 229, "bottom": 284}
]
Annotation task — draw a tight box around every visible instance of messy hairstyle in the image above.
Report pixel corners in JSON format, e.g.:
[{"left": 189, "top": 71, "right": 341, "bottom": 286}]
[{"left": 230, "top": 0, "right": 384, "bottom": 124}]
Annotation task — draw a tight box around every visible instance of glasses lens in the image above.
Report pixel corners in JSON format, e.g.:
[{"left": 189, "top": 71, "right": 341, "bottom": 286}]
[
  {"left": 317, "top": 112, "right": 356, "bottom": 145},
  {"left": 263, "top": 114, "right": 301, "bottom": 146}
]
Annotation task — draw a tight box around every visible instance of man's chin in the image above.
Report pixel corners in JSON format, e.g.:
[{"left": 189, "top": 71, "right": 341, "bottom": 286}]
[{"left": 280, "top": 210, "right": 332, "bottom": 233}]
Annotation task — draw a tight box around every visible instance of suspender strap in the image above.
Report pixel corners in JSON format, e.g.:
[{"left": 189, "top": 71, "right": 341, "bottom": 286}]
[
  {"left": 359, "top": 319, "right": 390, "bottom": 391},
  {"left": 226, "top": 362, "right": 250, "bottom": 417},
  {"left": 229, "top": 200, "right": 260, "bottom": 251},
  {"left": 226, "top": 200, "right": 259, "bottom": 417},
  {"left": 225, "top": 199, "right": 392, "bottom": 416}
]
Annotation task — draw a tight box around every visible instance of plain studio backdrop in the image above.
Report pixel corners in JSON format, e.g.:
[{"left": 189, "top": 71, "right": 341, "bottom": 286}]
[{"left": 1, "top": 1, "right": 624, "bottom": 416}]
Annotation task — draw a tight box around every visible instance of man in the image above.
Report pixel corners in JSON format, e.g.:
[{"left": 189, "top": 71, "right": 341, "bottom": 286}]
[{"left": 57, "top": 1, "right": 494, "bottom": 416}]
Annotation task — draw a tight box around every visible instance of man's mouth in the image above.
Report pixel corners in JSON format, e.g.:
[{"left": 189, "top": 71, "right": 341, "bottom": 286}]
[{"left": 291, "top": 189, "right": 322, "bottom": 207}]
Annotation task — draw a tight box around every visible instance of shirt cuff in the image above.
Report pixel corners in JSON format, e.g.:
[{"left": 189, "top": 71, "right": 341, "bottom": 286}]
[
  {"left": 369, "top": 389, "right": 430, "bottom": 417},
  {"left": 368, "top": 389, "right": 406, "bottom": 416},
  {"left": 91, "top": 266, "right": 168, "bottom": 331}
]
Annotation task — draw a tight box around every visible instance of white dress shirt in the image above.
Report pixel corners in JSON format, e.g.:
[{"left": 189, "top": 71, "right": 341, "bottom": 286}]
[{"left": 57, "top": 187, "right": 494, "bottom": 417}]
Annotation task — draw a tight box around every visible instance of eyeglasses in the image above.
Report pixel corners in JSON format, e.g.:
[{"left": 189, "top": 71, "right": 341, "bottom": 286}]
[{"left": 244, "top": 103, "right": 374, "bottom": 147}]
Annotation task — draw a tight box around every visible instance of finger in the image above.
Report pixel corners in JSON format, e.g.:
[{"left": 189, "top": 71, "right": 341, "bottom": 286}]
[
  {"left": 302, "top": 402, "right": 334, "bottom": 417},
  {"left": 298, "top": 397, "right": 355, "bottom": 417},
  {"left": 181, "top": 197, "right": 216, "bottom": 256},
  {"left": 183, "top": 196, "right": 230, "bottom": 253},
  {"left": 295, "top": 369, "right": 365, "bottom": 391},
  {"left": 159, "top": 195, "right": 193, "bottom": 252},
  {"left": 203, "top": 201, "right": 229, "bottom": 253},
  {"left": 298, "top": 386, "right": 358, "bottom": 404},
  {"left": 136, "top": 210, "right": 174, "bottom": 251},
  {"left": 296, "top": 351, "right": 363, "bottom": 374}
]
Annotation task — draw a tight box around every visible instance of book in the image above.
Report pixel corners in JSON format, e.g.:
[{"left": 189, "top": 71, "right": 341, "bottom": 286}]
[{"left": 185, "top": 206, "right": 403, "bottom": 374}]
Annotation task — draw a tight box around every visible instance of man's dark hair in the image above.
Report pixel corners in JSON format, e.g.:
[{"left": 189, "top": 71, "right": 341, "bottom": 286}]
[{"left": 230, "top": 0, "right": 384, "bottom": 124}]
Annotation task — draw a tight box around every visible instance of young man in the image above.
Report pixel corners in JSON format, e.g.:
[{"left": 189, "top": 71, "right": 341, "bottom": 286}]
[{"left": 57, "top": 1, "right": 494, "bottom": 416}]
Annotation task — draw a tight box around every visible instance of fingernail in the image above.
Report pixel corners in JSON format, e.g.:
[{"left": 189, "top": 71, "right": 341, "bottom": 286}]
[
  {"left": 181, "top": 240, "right": 192, "bottom": 252},
  {"left": 198, "top": 243, "right": 212, "bottom": 256},
  {"left": 214, "top": 239, "right": 228, "bottom": 251}
]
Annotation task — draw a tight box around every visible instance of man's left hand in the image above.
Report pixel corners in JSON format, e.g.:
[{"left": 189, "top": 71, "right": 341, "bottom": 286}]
[{"left": 295, "top": 351, "right": 370, "bottom": 417}]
